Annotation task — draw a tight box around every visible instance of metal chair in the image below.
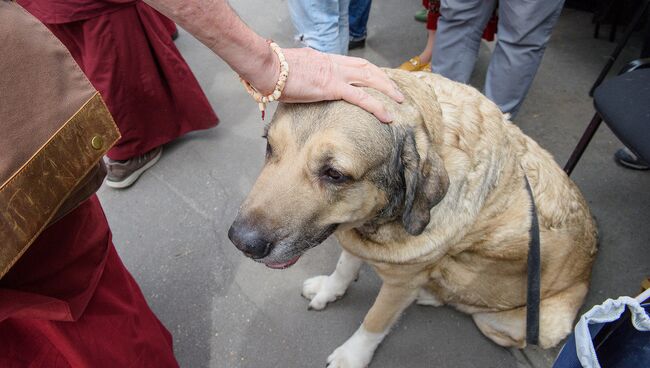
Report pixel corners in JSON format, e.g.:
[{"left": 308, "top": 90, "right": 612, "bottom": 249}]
[{"left": 564, "top": 58, "right": 650, "bottom": 175}]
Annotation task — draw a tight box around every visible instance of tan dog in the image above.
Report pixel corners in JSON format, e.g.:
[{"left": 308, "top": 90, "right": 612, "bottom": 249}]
[{"left": 228, "top": 69, "right": 598, "bottom": 367}]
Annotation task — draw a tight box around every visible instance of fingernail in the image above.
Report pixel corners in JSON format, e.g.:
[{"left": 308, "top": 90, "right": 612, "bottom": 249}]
[
  {"left": 389, "top": 81, "right": 405, "bottom": 101},
  {"left": 383, "top": 112, "right": 394, "bottom": 123},
  {"left": 395, "top": 89, "right": 405, "bottom": 102}
]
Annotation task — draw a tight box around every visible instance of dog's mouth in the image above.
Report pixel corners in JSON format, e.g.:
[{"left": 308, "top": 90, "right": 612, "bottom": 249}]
[
  {"left": 263, "top": 254, "right": 301, "bottom": 269},
  {"left": 258, "top": 223, "right": 339, "bottom": 270}
]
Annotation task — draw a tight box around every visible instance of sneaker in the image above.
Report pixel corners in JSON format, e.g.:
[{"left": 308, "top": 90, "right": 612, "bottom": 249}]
[
  {"left": 398, "top": 56, "right": 431, "bottom": 72},
  {"left": 614, "top": 147, "right": 649, "bottom": 170},
  {"left": 415, "top": 9, "right": 428, "bottom": 23},
  {"left": 106, "top": 146, "right": 163, "bottom": 189},
  {"left": 348, "top": 37, "right": 366, "bottom": 50}
]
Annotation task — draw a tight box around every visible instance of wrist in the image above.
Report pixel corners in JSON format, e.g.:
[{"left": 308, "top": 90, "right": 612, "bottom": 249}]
[
  {"left": 239, "top": 42, "right": 289, "bottom": 117},
  {"left": 240, "top": 39, "right": 280, "bottom": 96}
]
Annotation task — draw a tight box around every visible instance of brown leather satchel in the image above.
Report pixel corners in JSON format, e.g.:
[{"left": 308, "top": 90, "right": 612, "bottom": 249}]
[{"left": 0, "top": 2, "right": 120, "bottom": 279}]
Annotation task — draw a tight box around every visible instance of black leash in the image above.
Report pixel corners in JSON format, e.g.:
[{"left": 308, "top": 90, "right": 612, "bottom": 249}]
[{"left": 523, "top": 174, "right": 541, "bottom": 345}]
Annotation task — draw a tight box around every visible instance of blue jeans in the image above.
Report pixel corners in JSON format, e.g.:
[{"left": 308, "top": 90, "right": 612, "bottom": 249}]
[
  {"left": 288, "top": 0, "right": 351, "bottom": 55},
  {"left": 349, "top": 0, "right": 372, "bottom": 41}
]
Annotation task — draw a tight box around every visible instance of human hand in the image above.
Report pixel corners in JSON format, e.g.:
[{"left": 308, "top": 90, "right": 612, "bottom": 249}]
[{"left": 252, "top": 47, "right": 405, "bottom": 123}]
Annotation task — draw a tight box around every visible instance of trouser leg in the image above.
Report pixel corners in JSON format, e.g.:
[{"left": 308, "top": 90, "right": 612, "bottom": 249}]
[
  {"left": 349, "top": 0, "right": 372, "bottom": 40},
  {"left": 484, "top": 0, "right": 565, "bottom": 117},
  {"left": 431, "top": 0, "right": 496, "bottom": 83},
  {"left": 288, "top": 0, "right": 350, "bottom": 55},
  {"left": 338, "top": 0, "right": 351, "bottom": 54}
]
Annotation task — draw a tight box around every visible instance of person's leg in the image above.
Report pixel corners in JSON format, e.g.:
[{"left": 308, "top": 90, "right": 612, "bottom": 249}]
[
  {"left": 398, "top": 1, "right": 437, "bottom": 72},
  {"left": 288, "top": 0, "right": 349, "bottom": 55},
  {"left": 430, "top": 0, "right": 496, "bottom": 83},
  {"left": 349, "top": 0, "right": 371, "bottom": 43},
  {"left": 48, "top": 6, "right": 216, "bottom": 162},
  {"left": 419, "top": 29, "right": 437, "bottom": 64},
  {"left": 484, "top": 0, "right": 565, "bottom": 117},
  {"left": 338, "top": 0, "right": 351, "bottom": 54},
  {"left": 45, "top": 4, "right": 217, "bottom": 188}
]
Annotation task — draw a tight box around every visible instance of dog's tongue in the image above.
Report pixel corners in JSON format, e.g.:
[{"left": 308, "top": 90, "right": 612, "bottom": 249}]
[{"left": 265, "top": 255, "right": 301, "bottom": 269}]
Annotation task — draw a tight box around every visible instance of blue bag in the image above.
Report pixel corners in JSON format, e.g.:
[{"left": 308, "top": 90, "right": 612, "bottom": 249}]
[{"left": 553, "top": 289, "right": 650, "bottom": 368}]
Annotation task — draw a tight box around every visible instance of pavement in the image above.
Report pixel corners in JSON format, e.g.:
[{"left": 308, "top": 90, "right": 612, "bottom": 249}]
[{"left": 97, "top": 2, "right": 650, "bottom": 367}]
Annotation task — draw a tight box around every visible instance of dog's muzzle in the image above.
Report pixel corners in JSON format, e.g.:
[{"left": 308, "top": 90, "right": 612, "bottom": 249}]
[{"left": 228, "top": 219, "right": 273, "bottom": 259}]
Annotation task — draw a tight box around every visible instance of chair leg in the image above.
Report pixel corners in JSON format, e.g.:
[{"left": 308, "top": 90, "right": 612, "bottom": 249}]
[
  {"left": 609, "top": 9, "right": 618, "bottom": 42},
  {"left": 564, "top": 113, "right": 603, "bottom": 176}
]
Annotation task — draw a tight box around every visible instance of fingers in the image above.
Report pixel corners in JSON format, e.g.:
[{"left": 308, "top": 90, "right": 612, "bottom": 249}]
[
  {"left": 279, "top": 49, "right": 400, "bottom": 124},
  {"left": 333, "top": 55, "right": 405, "bottom": 103},
  {"left": 340, "top": 64, "right": 404, "bottom": 105},
  {"left": 338, "top": 84, "right": 393, "bottom": 123}
]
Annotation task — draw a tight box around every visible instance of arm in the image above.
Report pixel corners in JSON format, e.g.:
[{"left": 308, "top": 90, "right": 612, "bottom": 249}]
[{"left": 144, "top": 0, "right": 404, "bottom": 122}]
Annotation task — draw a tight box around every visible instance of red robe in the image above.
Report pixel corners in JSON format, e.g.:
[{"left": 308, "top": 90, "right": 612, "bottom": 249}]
[
  {"left": 17, "top": 0, "right": 218, "bottom": 161},
  {"left": 0, "top": 197, "right": 179, "bottom": 367},
  {"left": 423, "top": 0, "right": 497, "bottom": 41}
]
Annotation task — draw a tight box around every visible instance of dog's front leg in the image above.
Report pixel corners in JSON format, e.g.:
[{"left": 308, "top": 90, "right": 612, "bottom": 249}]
[
  {"left": 327, "top": 283, "right": 417, "bottom": 368},
  {"left": 302, "top": 250, "right": 362, "bottom": 310}
]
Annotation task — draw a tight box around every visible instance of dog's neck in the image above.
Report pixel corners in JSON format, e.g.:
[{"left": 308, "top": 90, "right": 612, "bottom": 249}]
[
  {"left": 354, "top": 184, "right": 408, "bottom": 240},
  {"left": 354, "top": 219, "right": 386, "bottom": 239},
  {"left": 351, "top": 205, "right": 409, "bottom": 243}
]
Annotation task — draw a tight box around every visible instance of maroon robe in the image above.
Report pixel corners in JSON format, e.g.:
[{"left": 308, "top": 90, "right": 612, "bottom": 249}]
[
  {"left": 0, "top": 197, "right": 179, "bottom": 367},
  {"left": 157, "top": 8, "right": 179, "bottom": 38},
  {"left": 18, "top": 0, "right": 218, "bottom": 161}
]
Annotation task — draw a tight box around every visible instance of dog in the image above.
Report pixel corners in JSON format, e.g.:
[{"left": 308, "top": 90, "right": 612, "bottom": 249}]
[{"left": 228, "top": 69, "right": 598, "bottom": 367}]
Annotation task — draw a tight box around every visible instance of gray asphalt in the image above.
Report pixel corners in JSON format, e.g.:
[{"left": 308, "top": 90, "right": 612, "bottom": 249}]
[{"left": 97, "top": 2, "right": 650, "bottom": 367}]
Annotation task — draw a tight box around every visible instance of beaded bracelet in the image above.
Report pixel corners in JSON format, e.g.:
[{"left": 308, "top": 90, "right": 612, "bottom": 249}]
[{"left": 240, "top": 41, "right": 289, "bottom": 120}]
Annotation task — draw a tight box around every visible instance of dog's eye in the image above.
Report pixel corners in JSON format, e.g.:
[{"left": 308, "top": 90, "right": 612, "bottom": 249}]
[{"left": 321, "top": 167, "right": 348, "bottom": 184}]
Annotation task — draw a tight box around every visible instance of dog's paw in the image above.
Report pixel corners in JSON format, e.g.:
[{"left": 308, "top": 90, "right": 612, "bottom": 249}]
[
  {"left": 326, "top": 345, "right": 370, "bottom": 368},
  {"left": 326, "top": 328, "right": 380, "bottom": 368},
  {"left": 301, "top": 275, "right": 347, "bottom": 310}
]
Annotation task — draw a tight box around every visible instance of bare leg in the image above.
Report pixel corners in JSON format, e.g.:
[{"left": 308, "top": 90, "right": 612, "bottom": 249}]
[
  {"left": 302, "top": 249, "right": 363, "bottom": 310},
  {"left": 418, "top": 30, "right": 437, "bottom": 64},
  {"left": 327, "top": 283, "right": 418, "bottom": 367}
]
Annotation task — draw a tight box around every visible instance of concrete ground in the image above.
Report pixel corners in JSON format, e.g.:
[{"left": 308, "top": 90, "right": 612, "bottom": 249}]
[{"left": 98, "top": 2, "right": 650, "bottom": 367}]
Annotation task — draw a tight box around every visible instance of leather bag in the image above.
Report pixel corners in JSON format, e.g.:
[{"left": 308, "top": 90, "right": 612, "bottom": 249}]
[{"left": 0, "top": 1, "right": 120, "bottom": 278}]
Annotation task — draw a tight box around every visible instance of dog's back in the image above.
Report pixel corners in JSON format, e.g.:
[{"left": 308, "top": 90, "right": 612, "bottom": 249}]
[{"left": 393, "top": 71, "right": 598, "bottom": 347}]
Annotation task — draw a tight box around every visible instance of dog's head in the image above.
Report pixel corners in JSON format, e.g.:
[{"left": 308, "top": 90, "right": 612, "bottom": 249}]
[{"left": 228, "top": 69, "right": 449, "bottom": 268}]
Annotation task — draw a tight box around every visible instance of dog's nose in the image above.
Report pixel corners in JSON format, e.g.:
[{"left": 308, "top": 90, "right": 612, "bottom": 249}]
[{"left": 228, "top": 222, "right": 273, "bottom": 259}]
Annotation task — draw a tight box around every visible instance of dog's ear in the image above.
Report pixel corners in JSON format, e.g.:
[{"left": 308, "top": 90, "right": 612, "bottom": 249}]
[{"left": 399, "top": 129, "right": 449, "bottom": 236}]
